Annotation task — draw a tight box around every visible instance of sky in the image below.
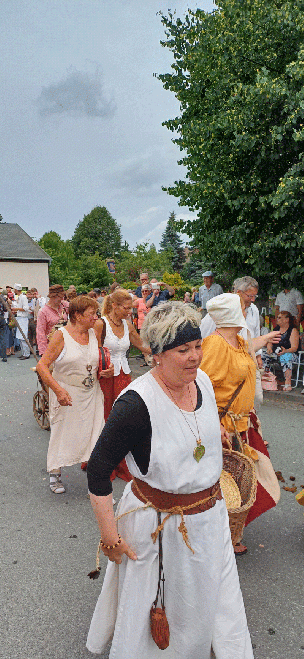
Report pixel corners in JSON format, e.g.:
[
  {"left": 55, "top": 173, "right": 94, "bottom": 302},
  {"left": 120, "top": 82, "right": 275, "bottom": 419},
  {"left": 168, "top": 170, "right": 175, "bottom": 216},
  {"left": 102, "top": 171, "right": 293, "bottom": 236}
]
[{"left": 1, "top": 0, "right": 215, "bottom": 249}]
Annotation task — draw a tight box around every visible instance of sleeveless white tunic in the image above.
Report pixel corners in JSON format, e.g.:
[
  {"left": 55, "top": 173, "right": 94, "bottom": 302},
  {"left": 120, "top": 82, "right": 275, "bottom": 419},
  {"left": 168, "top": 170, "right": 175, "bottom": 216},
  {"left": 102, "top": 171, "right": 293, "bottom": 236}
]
[
  {"left": 87, "top": 370, "right": 253, "bottom": 659},
  {"left": 47, "top": 327, "right": 104, "bottom": 472},
  {"left": 102, "top": 317, "right": 130, "bottom": 376}
]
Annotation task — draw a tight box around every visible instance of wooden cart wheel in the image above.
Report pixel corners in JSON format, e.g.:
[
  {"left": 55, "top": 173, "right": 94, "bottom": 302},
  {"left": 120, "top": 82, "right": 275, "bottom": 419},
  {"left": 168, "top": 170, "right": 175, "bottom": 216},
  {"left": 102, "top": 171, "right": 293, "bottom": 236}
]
[{"left": 33, "top": 390, "right": 50, "bottom": 430}]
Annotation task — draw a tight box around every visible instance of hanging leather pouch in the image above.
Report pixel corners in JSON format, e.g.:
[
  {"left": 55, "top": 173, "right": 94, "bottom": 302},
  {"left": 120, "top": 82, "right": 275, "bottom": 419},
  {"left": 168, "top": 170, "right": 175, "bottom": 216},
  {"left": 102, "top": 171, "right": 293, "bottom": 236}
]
[{"left": 150, "top": 512, "right": 170, "bottom": 650}]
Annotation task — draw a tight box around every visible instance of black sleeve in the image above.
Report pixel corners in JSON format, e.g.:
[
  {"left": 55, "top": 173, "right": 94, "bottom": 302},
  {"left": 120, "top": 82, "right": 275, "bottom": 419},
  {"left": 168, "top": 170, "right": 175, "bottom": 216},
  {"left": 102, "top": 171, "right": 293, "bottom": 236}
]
[{"left": 87, "top": 390, "right": 152, "bottom": 496}]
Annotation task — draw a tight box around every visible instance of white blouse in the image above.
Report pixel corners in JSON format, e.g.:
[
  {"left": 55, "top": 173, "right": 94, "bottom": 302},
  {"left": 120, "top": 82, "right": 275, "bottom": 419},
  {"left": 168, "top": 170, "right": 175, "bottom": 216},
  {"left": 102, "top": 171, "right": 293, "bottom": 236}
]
[{"left": 102, "top": 316, "right": 131, "bottom": 376}]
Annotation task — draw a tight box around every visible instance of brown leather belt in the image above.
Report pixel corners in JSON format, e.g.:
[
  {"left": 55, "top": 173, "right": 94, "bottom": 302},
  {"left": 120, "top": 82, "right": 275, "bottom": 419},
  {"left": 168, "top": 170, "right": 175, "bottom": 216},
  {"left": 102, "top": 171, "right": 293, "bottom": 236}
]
[{"left": 131, "top": 477, "right": 222, "bottom": 516}]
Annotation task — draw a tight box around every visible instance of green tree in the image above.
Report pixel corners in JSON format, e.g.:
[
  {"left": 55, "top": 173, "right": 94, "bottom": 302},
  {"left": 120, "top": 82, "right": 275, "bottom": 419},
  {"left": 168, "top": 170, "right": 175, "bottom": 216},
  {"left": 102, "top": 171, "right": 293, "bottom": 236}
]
[
  {"left": 158, "top": 0, "right": 304, "bottom": 290},
  {"left": 38, "top": 232, "right": 81, "bottom": 287},
  {"left": 72, "top": 206, "right": 123, "bottom": 259},
  {"left": 159, "top": 211, "right": 185, "bottom": 271},
  {"left": 78, "top": 253, "right": 111, "bottom": 289},
  {"left": 115, "top": 242, "right": 172, "bottom": 284},
  {"left": 38, "top": 231, "right": 111, "bottom": 289}
]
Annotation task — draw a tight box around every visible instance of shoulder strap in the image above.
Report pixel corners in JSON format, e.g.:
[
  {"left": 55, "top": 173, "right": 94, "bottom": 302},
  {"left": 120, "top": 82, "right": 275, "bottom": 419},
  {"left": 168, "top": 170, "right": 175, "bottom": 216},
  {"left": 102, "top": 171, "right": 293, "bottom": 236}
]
[
  {"left": 101, "top": 319, "right": 106, "bottom": 346},
  {"left": 218, "top": 379, "right": 246, "bottom": 421}
]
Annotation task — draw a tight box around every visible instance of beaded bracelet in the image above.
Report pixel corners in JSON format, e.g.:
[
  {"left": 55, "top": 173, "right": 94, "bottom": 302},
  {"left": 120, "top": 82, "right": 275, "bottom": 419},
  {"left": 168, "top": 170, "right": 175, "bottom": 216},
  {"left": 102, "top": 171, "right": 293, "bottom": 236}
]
[{"left": 100, "top": 534, "right": 122, "bottom": 550}]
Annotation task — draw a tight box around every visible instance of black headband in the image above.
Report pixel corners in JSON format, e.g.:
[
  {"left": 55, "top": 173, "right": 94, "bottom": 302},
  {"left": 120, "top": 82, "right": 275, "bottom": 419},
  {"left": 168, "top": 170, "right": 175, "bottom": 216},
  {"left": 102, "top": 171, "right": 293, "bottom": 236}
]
[{"left": 151, "top": 322, "right": 202, "bottom": 354}]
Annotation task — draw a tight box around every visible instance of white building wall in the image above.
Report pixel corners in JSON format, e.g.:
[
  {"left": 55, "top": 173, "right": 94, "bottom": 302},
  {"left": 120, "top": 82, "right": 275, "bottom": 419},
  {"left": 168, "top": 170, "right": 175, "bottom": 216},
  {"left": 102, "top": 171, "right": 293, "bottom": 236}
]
[{"left": 0, "top": 261, "right": 49, "bottom": 296}]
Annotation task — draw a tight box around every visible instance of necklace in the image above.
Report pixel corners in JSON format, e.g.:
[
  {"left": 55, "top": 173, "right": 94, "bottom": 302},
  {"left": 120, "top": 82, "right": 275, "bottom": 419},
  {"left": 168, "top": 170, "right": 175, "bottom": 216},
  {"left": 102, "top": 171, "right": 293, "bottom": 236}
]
[
  {"left": 108, "top": 314, "right": 122, "bottom": 327},
  {"left": 157, "top": 374, "right": 205, "bottom": 463}
]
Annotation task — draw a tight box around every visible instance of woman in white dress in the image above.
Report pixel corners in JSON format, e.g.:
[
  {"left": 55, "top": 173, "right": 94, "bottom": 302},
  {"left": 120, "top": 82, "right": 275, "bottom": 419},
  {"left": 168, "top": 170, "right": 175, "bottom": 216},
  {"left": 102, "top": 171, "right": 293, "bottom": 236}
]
[
  {"left": 37, "top": 296, "right": 113, "bottom": 494},
  {"left": 86, "top": 301, "right": 254, "bottom": 659}
]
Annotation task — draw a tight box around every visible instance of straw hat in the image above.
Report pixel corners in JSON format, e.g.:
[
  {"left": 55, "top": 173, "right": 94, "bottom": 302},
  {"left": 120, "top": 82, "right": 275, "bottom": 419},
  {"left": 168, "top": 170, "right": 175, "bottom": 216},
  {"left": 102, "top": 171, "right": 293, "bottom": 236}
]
[{"left": 220, "top": 470, "right": 242, "bottom": 510}]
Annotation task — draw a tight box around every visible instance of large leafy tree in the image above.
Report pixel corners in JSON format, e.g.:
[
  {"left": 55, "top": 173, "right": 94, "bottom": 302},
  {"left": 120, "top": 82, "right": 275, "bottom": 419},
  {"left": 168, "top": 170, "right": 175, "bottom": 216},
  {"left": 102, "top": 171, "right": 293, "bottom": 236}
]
[
  {"left": 115, "top": 242, "right": 172, "bottom": 285},
  {"left": 72, "top": 206, "right": 123, "bottom": 259},
  {"left": 38, "top": 231, "right": 111, "bottom": 289},
  {"left": 159, "top": 211, "right": 185, "bottom": 271},
  {"left": 158, "top": 0, "right": 304, "bottom": 290},
  {"left": 39, "top": 231, "right": 80, "bottom": 287}
]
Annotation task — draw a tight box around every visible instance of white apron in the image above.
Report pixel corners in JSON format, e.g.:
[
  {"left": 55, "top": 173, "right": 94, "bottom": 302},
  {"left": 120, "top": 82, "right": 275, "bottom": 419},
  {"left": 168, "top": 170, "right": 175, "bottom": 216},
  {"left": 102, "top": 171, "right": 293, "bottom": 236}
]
[
  {"left": 87, "top": 370, "right": 253, "bottom": 659},
  {"left": 15, "top": 316, "right": 28, "bottom": 341},
  {"left": 47, "top": 327, "right": 104, "bottom": 471}
]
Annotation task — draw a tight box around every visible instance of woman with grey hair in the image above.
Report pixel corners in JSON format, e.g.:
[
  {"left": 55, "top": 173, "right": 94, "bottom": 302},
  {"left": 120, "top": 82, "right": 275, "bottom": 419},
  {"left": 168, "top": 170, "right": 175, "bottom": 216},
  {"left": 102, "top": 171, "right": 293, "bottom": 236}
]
[{"left": 86, "top": 301, "right": 253, "bottom": 659}]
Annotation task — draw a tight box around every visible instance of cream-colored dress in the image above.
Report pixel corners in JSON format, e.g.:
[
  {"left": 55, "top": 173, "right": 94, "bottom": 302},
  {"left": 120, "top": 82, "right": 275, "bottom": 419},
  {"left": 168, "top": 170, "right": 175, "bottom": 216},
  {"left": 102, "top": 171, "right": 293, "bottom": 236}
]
[
  {"left": 47, "top": 327, "right": 104, "bottom": 472},
  {"left": 87, "top": 370, "right": 253, "bottom": 659}
]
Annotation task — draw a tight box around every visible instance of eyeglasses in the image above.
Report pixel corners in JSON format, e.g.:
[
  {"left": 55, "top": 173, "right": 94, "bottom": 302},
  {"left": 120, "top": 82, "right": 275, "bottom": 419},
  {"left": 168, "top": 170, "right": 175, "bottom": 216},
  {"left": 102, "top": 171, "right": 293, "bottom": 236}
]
[{"left": 243, "top": 292, "right": 258, "bottom": 300}]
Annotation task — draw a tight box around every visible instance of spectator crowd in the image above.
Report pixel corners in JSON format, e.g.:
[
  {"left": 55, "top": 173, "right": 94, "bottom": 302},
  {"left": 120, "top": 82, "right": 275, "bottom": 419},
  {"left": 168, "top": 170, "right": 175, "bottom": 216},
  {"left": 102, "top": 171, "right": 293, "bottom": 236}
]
[{"left": 1, "top": 274, "right": 303, "bottom": 374}]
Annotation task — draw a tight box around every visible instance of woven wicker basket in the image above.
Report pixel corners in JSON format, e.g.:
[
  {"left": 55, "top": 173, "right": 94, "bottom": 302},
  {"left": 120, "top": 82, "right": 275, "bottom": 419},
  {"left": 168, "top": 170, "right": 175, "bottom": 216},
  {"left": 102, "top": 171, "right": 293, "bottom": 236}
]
[{"left": 223, "top": 449, "right": 257, "bottom": 545}]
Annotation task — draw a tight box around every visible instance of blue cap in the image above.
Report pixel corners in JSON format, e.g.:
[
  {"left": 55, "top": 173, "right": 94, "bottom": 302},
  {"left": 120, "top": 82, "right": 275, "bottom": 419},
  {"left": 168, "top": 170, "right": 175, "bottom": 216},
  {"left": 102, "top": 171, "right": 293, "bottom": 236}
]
[{"left": 202, "top": 270, "right": 213, "bottom": 277}]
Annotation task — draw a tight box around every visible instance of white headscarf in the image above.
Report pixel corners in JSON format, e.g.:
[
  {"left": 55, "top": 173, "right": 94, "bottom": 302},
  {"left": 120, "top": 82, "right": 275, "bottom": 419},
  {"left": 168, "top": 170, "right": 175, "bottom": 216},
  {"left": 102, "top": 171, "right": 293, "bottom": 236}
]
[{"left": 206, "top": 293, "right": 248, "bottom": 329}]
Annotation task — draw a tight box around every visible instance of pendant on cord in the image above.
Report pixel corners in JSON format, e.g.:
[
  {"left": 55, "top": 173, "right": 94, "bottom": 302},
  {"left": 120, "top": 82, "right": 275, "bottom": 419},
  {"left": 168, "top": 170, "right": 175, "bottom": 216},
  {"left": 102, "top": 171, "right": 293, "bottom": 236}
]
[
  {"left": 193, "top": 441, "right": 205, "bottom": 463},
  {"left": 82, "top": 364, "right": 94, "bottom": 389}
]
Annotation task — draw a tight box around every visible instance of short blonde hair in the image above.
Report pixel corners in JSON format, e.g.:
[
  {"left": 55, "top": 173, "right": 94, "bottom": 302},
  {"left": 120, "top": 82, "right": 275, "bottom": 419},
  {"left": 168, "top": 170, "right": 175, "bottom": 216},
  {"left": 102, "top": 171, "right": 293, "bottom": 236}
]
[{"left": 141, "top": 301, "right": 201, "bottom": 354}]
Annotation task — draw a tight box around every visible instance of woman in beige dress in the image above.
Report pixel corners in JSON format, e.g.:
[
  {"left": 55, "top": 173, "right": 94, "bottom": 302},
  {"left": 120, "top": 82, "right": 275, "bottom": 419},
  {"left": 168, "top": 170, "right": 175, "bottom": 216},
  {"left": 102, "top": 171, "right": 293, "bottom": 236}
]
[{"left": 37, "top": 296, "right": 113, "bottom": 494}]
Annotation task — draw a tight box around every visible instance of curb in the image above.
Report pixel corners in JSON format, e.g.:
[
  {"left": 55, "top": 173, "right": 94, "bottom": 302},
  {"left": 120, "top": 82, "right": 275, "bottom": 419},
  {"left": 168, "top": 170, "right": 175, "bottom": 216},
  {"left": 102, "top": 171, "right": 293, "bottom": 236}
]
[{"left": 263, "top": 389, "right": 304, "bottom": 405}]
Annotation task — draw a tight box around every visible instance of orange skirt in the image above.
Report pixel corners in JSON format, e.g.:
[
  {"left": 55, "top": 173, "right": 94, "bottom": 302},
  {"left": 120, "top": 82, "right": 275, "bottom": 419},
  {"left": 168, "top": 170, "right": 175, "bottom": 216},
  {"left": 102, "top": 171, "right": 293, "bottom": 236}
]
[{"left": 99, "top": 369, "right": 132, "bottom": 483}]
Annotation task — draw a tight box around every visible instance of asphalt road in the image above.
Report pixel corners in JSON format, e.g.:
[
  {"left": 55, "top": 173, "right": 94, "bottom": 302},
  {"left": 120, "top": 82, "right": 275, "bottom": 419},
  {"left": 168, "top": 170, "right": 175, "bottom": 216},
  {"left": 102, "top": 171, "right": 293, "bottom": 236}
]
[{"left": 1, "top": 354, "right": 304, "bottom": 659}]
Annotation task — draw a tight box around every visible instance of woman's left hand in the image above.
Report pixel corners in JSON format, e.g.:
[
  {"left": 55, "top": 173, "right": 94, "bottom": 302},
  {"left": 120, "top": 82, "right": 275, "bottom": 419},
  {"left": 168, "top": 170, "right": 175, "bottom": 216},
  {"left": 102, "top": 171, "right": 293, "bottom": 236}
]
[
  {"left": 99, "top": 363, "right": 114, "bottom": 379},
  {"left": 220, "top": 424, "right": 231, "bottom": 449},
  {"left": 277, "top": 347, "right": 286, "bottom": 355}
]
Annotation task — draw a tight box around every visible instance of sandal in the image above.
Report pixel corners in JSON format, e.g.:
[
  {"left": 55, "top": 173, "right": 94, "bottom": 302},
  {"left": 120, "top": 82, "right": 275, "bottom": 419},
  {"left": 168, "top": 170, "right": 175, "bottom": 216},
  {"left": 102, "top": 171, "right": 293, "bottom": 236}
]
[
  {"left": 234, "top": 542, "right": 247, "bottom": 556},
  {"left": 283, "top": 385, "right": 292, "bottom": 392},
  {"left": 49, "top": 473, "right": 66, "bottom": 494}
]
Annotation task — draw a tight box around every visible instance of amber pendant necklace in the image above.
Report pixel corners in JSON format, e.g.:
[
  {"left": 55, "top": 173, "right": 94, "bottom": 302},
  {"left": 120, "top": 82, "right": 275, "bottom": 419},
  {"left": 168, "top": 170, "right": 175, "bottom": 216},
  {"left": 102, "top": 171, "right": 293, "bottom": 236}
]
[{"left": 157, "top": 375, "right": 205, "bottom": 463}]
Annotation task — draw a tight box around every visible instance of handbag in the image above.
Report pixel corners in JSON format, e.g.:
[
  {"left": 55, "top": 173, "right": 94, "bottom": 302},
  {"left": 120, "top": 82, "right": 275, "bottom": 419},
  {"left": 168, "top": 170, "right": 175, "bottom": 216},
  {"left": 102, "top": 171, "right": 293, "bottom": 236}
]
[
  {"left": 98, "top": 346, "right": 111, "bottom": 377},
  {"left": 98, "top": 318, "right": 111, "bottom": 378}
]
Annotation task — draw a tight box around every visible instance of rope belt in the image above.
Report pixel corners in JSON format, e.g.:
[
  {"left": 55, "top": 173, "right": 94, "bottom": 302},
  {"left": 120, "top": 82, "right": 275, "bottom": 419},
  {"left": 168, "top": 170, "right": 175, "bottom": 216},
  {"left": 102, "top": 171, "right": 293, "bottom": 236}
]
[
  {"left": 131, "top": 477, "right": 222, "bottom": 554},
  {"left": 225, "top": 411, "right": 259, "bottom": 461}
]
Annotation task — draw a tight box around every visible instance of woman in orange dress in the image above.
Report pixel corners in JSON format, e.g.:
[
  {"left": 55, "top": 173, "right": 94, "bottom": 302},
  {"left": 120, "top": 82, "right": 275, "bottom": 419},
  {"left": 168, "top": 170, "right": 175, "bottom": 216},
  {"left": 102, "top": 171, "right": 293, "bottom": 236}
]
[{"left": 200, "top": 293, "right": 280, "bottom": 555}]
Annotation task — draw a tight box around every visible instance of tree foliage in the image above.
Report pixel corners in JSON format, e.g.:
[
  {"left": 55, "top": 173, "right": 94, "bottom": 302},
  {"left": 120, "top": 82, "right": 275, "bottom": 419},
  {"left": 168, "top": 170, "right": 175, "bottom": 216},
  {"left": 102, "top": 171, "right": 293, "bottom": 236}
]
[
  {"left": 38, "top": 231, "right": 110, "bottom": 289},
  {"left": 158, "top": 0, "right": 304, "bottom": 290},
  {"left": 115, "top": 242, "right": 172, "bottom": 285},
  {"left": 159, "top": 211, "right": 185, "bottom": 271},
  {"left": 72, "top": 206, "right": 123, "bottom": 259}
]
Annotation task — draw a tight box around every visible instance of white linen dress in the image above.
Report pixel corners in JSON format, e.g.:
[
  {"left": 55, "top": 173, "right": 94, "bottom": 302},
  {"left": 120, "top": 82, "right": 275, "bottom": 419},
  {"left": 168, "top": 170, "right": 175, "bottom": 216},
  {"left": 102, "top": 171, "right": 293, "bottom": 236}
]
[
  {"left": 86, "top": 370, "right": 253, "bottom": 659},
  {"left": 47, "top": 327, "right": 104, "bottom": 472}
]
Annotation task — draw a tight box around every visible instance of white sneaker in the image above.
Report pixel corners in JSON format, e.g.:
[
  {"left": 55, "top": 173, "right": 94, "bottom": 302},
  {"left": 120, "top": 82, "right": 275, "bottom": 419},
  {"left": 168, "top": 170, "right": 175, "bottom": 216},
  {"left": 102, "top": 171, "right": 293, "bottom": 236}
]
[
  {"left": 49, "top": 474, "right": 66, "bottom": 493},
  {"left": 301, "top": 388, "right": 304, "bottom": 395}
]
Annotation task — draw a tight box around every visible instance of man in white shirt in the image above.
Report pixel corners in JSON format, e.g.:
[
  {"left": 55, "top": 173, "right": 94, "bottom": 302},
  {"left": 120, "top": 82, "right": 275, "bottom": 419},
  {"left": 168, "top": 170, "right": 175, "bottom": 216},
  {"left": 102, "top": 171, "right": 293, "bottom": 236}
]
[
  {"left": 275, "top": 287, "right": 304, "bottom": 327},
  {"left": 200, "top": 276, "right": 263, "bottom": 367},
  {"left": 232, "top": 276, "right": 263, "bottom": 367},
  {"left": 198, "top": 271, "right": 223, "bottom": 317},
  {"left": 12, "top": 283, "right": 30, "bottom": 359}
]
